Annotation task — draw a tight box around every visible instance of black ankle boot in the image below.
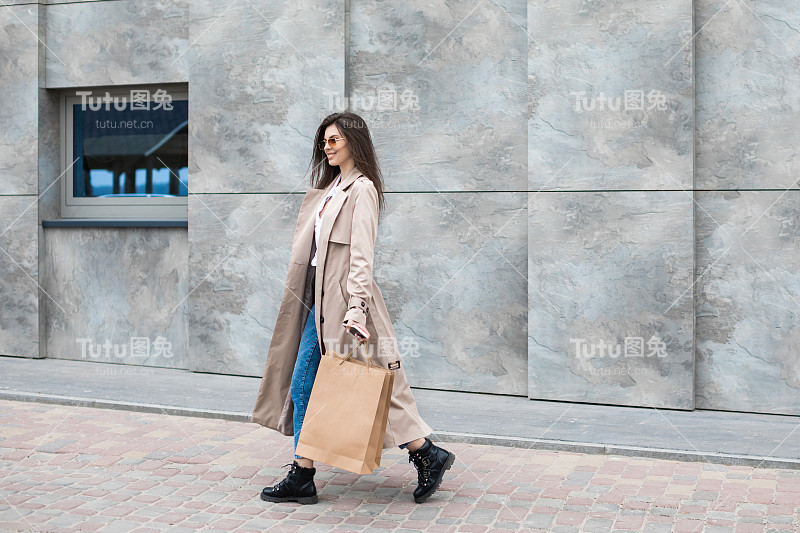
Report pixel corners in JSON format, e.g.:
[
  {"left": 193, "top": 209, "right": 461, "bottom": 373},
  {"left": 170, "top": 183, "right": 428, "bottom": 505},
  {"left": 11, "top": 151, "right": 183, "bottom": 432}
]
[
  {"left": 260, "top": 460, "right": 318, "bottom": 504},
  {"left": 408, "top": 438, "right": 455, "bottom": 503}
]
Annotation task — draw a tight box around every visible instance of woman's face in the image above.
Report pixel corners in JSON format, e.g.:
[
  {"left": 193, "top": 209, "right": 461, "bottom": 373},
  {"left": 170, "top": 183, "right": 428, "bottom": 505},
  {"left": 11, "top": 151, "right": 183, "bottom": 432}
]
[{"left": 323, "top": 124, "right": 352, "bottom": 169}]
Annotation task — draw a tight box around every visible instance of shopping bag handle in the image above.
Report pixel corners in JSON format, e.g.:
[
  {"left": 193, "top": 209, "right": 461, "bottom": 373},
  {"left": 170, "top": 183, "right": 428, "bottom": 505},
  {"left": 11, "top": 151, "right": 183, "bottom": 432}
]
[{"left": 339, "top": 338, "right": 375, "bottom": 368}]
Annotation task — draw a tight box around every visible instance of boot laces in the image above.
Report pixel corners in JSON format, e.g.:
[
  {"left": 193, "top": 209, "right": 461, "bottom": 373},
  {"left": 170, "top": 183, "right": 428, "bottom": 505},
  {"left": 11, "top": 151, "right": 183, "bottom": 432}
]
[
  {"left": 409, "top": 452, "right": 433, "bottom": 484},
  {"left": 272, "top": 462, "right": 300, "bottom": 490}
]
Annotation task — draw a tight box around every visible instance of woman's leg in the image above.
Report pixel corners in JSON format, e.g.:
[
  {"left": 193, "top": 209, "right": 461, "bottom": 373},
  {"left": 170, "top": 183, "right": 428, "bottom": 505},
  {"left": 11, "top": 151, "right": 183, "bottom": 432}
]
[
  {"left": 289, "top": 304, "right": 322, "bottom": 468},
  {"left": 261, "top": 303, "right": 320, "bottom": 505},
  {"left": 401, "top": 438, "right": 427, "bottom": 452}
]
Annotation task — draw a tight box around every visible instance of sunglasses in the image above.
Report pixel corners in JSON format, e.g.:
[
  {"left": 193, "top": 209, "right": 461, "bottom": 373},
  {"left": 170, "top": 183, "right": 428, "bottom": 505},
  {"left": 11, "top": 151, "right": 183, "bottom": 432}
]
[{"left": 318, "top": 136, "right": 345, "bottom": 151}]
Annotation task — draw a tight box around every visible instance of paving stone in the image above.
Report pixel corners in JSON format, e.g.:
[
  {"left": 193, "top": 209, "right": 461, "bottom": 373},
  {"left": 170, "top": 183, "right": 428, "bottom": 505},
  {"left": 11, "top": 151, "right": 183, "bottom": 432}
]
[
  {"left": 409, "top": 506, "right": 440, "bottom": 521},
  {"left": 582, "top": 517, "right": 613, "bottom": 532},
  {"left": 493, "top": 520, "right": 524, "bottom": 530},
  {"left": 35, "top": 439, "right": 76, "bottom": 453},
  {"left": 594, "top": 503, "right": 620, "bottom": 512},
  {"left": 551, "top": 525, "right": 580, "bottom": 533},
  {"left": 464, "top": 507, "right": 497, "bottom": 524},
  {"left": 642, "top": 523, "right": 675, "bottom": 533},
  {"left": 650, "top": 506, "right": 677, "bottom": 517},
  {"left": 740, "top": 503, "right": 767, "bottom": 511},
  {"left": 95, "top": 520, "right": 142, "bottom": 532},
  {"left": 534, "top": 497, "right": 564, "bottom": 508},
  {"left": 564, "top": 504, "right": 591, "bottom": 512},
  {"left": 42, "top": 512, "right": 87, "bottom": 528},
  {"left": 524, "top": 513, "right": 555, "bottom": 529}
]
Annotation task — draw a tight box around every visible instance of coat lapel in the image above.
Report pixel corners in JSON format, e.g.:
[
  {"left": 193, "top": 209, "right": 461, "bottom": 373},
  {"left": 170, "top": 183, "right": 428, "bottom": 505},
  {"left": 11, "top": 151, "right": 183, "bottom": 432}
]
[
  {"left": 293, "top": 187, "right": 326, "bottom": 267},
  {"left": 313, "top": 166, "right": 363, "bottom": 281}
]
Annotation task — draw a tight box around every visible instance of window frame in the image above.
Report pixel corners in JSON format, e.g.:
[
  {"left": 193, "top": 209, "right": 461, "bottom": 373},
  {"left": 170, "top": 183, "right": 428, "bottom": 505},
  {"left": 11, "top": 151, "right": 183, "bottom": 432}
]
[{"left": 59, "top": 83, "right": 189, "bottom": 220}]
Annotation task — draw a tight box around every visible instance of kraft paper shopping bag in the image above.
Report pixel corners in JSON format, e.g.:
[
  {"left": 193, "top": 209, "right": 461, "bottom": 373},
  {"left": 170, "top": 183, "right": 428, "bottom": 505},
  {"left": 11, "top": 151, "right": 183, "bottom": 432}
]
[{"left": 295, "top": 341, "right": 394, "bottom": 474}]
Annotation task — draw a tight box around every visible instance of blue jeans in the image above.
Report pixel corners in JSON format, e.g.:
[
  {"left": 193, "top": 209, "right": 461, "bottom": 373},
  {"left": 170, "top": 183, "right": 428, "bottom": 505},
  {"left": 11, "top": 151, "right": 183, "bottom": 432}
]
[{"left": 290, "top": 304, "right": 411, "bottom": 459}]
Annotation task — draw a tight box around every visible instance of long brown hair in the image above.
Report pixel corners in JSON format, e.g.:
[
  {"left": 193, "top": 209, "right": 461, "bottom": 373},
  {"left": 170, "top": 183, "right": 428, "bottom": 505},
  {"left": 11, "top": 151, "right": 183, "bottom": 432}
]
[{"left": 307, "top": 112, "right": 385, "bottom": 213}]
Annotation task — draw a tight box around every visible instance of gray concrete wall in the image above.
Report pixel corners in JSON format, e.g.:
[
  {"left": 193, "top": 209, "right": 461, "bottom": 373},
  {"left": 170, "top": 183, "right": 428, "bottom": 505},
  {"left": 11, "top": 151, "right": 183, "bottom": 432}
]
[
  {"left": 347, "top": 0, "right": 529, "bottom": 395},
  {"left": 0, "top": 0, "right": 797, "bottom": 415},
  {"left": 694, "top": 0, "right": 800, "bottom": 415},
  {"left": 185, "top": 0, "right": 346, "bottom": 376},
  {"left": 527, "top": 0, "right": 696, "bottom": 409},
  {"left": 1, "top": 4, "right": 41, "bottom": 358}
]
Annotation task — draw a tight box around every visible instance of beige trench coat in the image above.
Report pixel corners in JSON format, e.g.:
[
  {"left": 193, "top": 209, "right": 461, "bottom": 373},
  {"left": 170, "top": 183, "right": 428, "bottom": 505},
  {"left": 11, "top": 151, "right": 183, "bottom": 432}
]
[{"left": 251, "top": 166, "right": 433, "bottom": 449}]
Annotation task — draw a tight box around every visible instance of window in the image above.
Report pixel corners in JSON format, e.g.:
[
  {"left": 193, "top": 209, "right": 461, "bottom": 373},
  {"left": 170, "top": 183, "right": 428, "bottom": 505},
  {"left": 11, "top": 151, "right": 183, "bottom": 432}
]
[{"left": 60, "top": 84, "right": 188, "bottom": 219}]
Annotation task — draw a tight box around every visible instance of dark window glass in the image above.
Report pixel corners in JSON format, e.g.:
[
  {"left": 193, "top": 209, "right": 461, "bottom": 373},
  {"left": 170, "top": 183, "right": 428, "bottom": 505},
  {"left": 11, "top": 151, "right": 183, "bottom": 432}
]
[{"left": 72, "top": 99, "right": 188, "bottom": 198}]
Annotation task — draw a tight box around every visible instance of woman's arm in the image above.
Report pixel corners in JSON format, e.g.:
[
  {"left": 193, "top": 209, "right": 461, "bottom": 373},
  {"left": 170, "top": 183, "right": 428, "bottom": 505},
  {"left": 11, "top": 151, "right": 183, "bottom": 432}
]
[{"left": 342, "top": 177, "right": 379, "bottom": 328}]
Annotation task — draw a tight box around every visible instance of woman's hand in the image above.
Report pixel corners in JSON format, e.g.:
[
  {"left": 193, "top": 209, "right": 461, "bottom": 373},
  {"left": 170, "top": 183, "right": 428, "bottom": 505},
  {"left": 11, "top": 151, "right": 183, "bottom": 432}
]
[{"left": 342, "top": 318, "right": 370, "bottom": 341}]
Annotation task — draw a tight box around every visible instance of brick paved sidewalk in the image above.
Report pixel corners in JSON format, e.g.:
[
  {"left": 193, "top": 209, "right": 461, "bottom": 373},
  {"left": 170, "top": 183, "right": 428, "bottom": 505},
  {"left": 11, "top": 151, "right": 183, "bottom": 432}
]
[{"left": 0, "top": 399, "right": 798, "bottom": 533}]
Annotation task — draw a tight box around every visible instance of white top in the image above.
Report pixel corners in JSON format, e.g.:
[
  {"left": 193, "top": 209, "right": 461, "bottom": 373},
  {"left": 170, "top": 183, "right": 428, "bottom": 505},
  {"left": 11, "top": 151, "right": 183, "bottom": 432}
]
[{"left": 310, "top": 174, "right": 342, "bottom": 267}]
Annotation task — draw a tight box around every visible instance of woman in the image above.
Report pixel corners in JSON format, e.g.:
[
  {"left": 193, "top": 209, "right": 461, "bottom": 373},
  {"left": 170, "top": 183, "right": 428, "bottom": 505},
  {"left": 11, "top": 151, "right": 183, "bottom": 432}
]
[{"left": 251, "top": 112, "right": 455, "bottom": 504}]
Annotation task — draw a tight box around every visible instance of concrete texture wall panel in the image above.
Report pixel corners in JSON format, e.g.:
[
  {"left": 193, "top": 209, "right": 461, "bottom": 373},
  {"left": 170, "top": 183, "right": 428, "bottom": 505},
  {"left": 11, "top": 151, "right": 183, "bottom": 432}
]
[
  {"left": 187, "top": 193, "right": 302, "bottom": 376},
  {"left": 527, "top": 0, "right": 695, "bottom": 408},
  {"left": 342, "top": 0, "right": 529, "bottom": 393},
  {"left": 38, "top": 4, "right": 61, "bottom": 357},
  {"left": 0, "top": 197, "right": 39, "bottom": 357},
  {"left": 694, "top": 0, "right": 800, "bottom": 415},
  {"left": 529, "top": 0, "right": 694, "bottom": 191},
  {"left": 528, "top": 191, "right": 695, "bottom": 409},
  {"left": 0, "top": 5, "right": 39, "bottom": 195},
  {"left": 349, "top": 0, "right": 527, "bottom": 191},
  {"left": 1, "top": 5, "right": 40, "bottom": 359},
  {"left": 44, "top": 0, "right": 189, "bottom": 88},
  {"left": 188, "top": 0, "right": 345, "bottom": 193},
  {"left": 378, "top": 193, "right": 528, "bottom": 395},
  {"left": 696, "top": 0, "right": 800, "bottom": 190},
  {"left": 44, "top": 228, "right": 188, "bottom": 367},
  {"left": 186, "top": 1, "right": 345, "bottom": 379},
  {"left": 695, "top": 192, "right": 800, "bottom": 415}
]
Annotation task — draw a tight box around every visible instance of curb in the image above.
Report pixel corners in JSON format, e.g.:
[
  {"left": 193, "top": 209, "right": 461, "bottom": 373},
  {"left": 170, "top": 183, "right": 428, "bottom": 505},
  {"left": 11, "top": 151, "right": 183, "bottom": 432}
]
[
  {"left": 2, "top": 390, "right": 799, "bottom": 471},
  {"left": 0, "top": 390, "right": 249, "bottom": 423},
  {"left": 431, "top": 431, "right": 800, "bottom": 471}
]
